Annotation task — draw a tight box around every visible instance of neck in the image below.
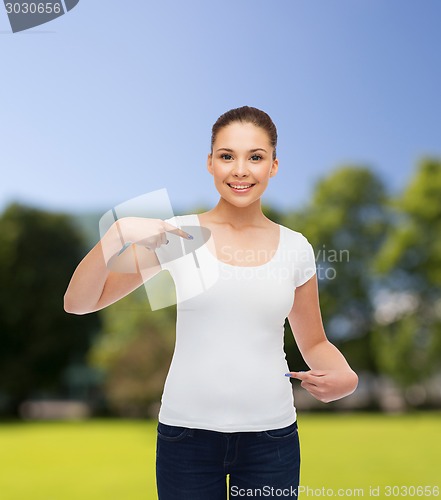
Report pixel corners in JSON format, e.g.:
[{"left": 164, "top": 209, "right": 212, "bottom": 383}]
[{"left": 207, "top": 197, "right": 267, "bottom": 228}]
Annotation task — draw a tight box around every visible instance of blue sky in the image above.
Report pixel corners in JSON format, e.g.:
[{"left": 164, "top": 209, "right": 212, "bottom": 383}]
[{"left": 1, "top": 0, "right": 440, "bottom": 216}]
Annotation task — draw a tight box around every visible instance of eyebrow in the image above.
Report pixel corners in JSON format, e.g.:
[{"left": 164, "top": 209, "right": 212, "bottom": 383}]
[{"left": 215, "top": 148, "right": 268, "bottom": 153}]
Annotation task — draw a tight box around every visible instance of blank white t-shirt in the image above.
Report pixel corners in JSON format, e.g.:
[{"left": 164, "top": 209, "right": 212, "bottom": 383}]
[{"left": 154, "top": 213, "right": 316, "bottom": 432}]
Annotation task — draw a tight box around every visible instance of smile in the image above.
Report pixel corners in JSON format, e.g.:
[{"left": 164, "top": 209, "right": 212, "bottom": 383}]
[{"left": 227, "top": 183, "right": 255, "bottom": 193}]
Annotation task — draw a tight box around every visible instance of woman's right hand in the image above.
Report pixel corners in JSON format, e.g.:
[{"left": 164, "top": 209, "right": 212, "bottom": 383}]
[
  {"left": 103, "top": 217, "right": 193, "bottom": 274},
  {"left": 114, "top": 217, "right": 193, "bottom": 251},
  {"left": 64, "top": 217, "right": 193, "bottom": 315}
]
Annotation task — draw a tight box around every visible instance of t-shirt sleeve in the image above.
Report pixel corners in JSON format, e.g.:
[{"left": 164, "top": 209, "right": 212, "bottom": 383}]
[{"left": 293, "top": 235, "right": 317, "bottom": 288}]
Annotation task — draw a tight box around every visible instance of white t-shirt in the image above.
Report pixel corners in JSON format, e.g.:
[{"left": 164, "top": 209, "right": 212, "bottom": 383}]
[{"left": 154, "top": 213, "right": 316, "bottom": 432}]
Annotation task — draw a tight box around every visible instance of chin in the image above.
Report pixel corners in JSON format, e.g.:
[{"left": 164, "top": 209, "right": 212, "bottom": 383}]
[{"left": 222, "top": 194, "right": 261, "bottom": 208}]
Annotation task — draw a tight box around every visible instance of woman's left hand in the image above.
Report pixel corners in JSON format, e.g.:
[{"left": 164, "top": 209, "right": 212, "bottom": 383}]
[{"left": 286, "top": 369, "right": 358, "bottom": 403}]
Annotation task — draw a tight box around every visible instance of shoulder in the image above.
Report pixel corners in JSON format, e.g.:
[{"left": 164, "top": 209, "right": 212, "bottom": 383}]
[
  {"left": 280, "top": 224, "right": 314, "bottom": 249},
  {"left": 279, "top": 225, "right": 316, "bottom": 267}
]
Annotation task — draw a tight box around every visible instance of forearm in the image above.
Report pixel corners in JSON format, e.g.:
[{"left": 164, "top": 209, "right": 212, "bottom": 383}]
[
  {"left": 288, "top": 276, "right": 358, "bottom": 402},
  {"left": 64, "top": 216, "right": 179, "bottom": 315},
  {"left": 302, "top": 339, "right": 353, "bottom": 372}
]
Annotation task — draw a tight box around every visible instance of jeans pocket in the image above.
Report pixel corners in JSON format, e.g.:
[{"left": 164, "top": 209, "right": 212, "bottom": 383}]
[
  {"left": 262, "top": 421, "right": 298, "bottom": 439},
  {"left": 157, "top": 422, "right": 190, "bottom": 442}
]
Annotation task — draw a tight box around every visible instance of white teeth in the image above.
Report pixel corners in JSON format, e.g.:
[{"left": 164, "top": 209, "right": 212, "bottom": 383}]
[{"left": 229, "top": 184, "right": 253, "bottom": 190}]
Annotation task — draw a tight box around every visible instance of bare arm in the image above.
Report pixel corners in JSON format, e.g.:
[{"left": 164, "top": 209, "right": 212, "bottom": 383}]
[
  {"left": 63, "top": 225, "right": 157, "bottom": 314},
  {"left": 286, "top": 275, "right": 358, "bottom": 402},
  {"left": 64, "top": 217, "right": 191, "bottom": 315}
]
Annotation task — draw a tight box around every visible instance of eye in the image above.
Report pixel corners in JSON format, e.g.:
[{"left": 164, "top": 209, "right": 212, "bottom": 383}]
[
  {"left": 250, "top": 154, "right": 262, "bottom": 161},
  {"left": 220, "top": 153, "right": 233, "bottom": 160}
]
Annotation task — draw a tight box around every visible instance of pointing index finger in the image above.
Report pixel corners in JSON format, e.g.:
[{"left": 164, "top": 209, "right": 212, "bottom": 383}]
[
  {"left": 163, "top": 221, "right": 193, "bottom": 240},
  {"left": 286, "top": 371, "right": 309, "bottom": 380}
]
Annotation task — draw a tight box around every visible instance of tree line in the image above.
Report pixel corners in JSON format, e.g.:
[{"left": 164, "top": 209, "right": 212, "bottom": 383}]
[{"left": 0, "top": 157, "right": 440, "bottom": 418}]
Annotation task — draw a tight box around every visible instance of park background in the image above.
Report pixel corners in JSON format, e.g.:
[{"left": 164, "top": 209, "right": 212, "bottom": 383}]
[{"left": 0, "top": 1, "right": 440, "bottom": 498}]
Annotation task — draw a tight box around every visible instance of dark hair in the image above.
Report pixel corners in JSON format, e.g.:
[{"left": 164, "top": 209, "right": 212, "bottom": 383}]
[{"left": 211, "top": 106, "right": 277, "bottom": 160}]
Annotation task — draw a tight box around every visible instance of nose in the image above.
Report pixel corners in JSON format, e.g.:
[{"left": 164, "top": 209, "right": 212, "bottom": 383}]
[{"left": 232, "top": 159, "right": 249, "bottom": 177}]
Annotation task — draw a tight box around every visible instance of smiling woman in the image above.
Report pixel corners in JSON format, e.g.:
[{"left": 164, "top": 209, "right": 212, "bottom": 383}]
[
  {"left": 63, "top": 105, "right": 358, "bottom": 500},
  {"left": 206, "top": 120, "right": 278, "bottom": 213}
]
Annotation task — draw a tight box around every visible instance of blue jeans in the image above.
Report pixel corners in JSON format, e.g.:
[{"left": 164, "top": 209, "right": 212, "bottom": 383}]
[{"left": 156, "top": 420, "right": 300, "bottom": 499}]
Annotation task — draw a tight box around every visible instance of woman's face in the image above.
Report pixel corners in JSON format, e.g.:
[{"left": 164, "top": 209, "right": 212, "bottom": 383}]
[{"left": 207, "top": 121, "right": 278, "bottom": 208}]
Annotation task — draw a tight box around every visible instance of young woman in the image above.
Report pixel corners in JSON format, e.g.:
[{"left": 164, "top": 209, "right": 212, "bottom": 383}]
[{"left": 64, "top": 106, "right": 358, "bottom": 499}]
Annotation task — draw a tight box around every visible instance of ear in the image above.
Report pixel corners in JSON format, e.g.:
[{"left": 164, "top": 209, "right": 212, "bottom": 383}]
[
  {"left": 270, "top": 158, "right": 279, "bottom": 177},
  {"left": 207, "top": 153, "right": 214, "bottom": 175}
]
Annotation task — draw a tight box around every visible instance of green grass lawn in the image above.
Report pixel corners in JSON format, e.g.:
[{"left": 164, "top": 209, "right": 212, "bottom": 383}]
[{"left": 0, "top": 412, "right": 439, "bottom": 499}]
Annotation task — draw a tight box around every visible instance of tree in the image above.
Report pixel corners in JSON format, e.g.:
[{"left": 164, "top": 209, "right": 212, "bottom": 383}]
[
  {"left": 0, "top": 203, "right": 101, "bottom": 416},
  {"left": 372, "top": 158, "right": 441, "bottom": 392}
]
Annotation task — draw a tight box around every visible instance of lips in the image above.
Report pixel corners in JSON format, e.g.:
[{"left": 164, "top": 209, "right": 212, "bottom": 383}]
[{"left": 227, "top": 183, "right": 255, "bottom": 194}]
